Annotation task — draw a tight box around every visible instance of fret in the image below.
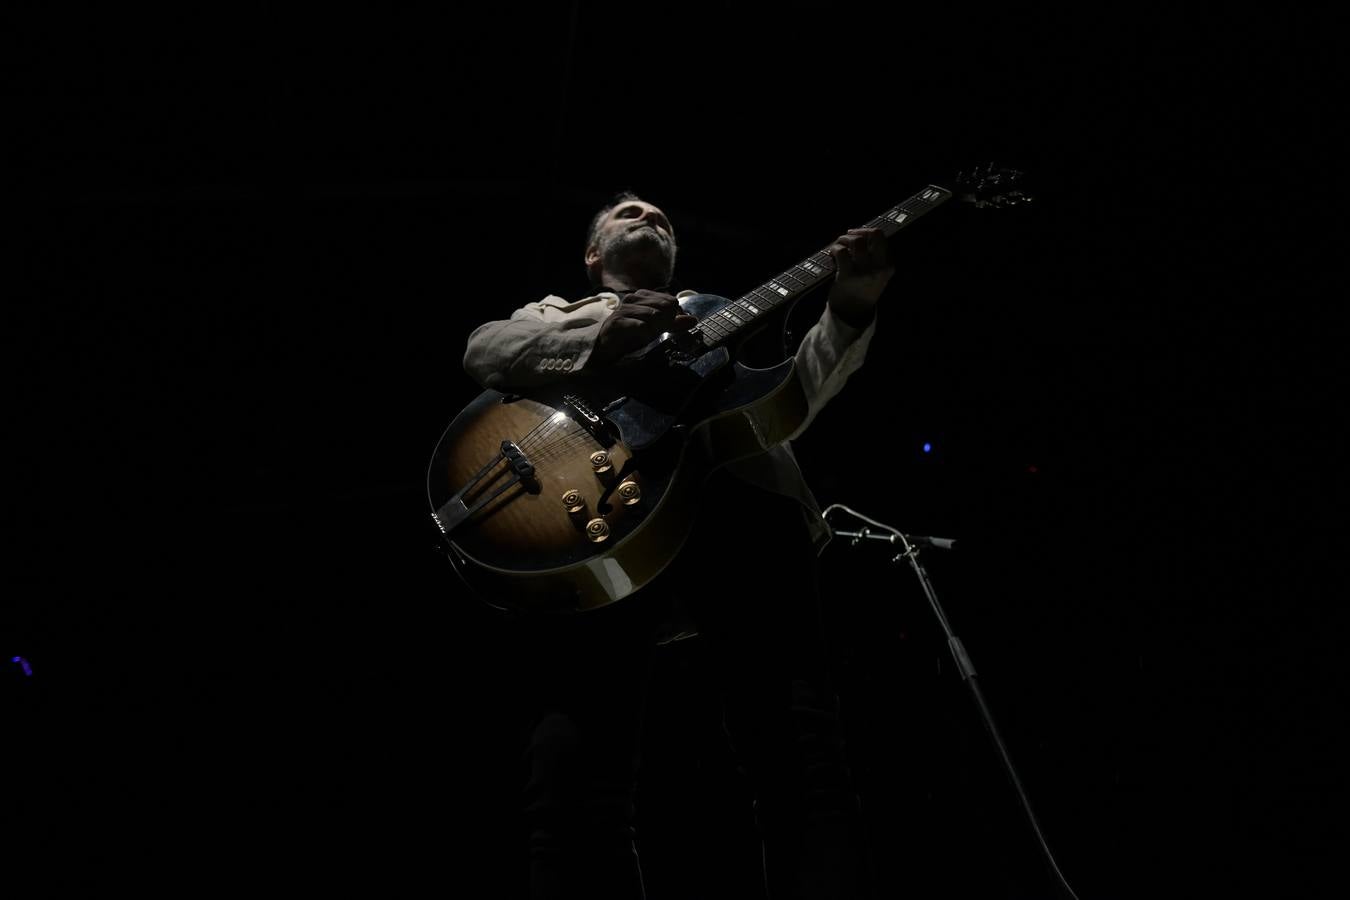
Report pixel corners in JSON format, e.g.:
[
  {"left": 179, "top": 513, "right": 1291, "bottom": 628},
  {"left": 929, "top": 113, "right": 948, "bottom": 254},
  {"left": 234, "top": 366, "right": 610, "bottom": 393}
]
[
  {"left": 777, "top": 269, "right": 809, "bottom": 289},
  {"left": 736, "top": 298, "right": 763, "bottom": 316},
  {"left": 718, "top": 308, "right": 745, "bottom": 327},
  {"left": 703, "top": 317, "right": 731, "bottom": 337},
  {"left": 744, "top": 291, "right": 772, "bottom": 312},
  {"left": 899, "top": 190, "right": 945, "bottom": 215},
  {"left": 752, "top": 286, "right": 783, "bottom": 307},
  {"left": 788, "top": 271, "right": 820, "bottom": 290},
  {"left": 798, "top": 258, "right": 826, "bottom": 277},
  {"left": 701, "top": 327, "right": 728, "bottom": 346},
  {"left": 765, "top": 281, "right": 792, "bottom": 298}
]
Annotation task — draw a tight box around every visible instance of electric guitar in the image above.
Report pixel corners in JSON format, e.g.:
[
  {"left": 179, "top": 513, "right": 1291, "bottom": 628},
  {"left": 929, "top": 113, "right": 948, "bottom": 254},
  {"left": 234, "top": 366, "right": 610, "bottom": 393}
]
[{"left": 426, "top": 167, "right": 1028, "bottom": 614}]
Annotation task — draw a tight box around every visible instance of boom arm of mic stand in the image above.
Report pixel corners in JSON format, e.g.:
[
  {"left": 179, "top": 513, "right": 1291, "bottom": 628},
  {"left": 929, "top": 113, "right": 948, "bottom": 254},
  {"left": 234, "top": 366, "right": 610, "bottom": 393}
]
[{"left": 830, "top": 528, "right": 957, "bottom": 551}]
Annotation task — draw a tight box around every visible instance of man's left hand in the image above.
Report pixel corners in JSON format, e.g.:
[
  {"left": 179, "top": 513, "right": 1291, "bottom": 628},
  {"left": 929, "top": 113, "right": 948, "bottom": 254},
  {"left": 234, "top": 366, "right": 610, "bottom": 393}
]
[{"left": 826, "top": 227, "right": 893, "bottom": 328}]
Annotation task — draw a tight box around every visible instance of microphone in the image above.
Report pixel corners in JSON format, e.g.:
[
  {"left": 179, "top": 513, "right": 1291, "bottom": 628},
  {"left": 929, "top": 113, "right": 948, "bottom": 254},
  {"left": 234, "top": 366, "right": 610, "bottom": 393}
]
[{"left": 907, "top": 534, "right": 957, "bottom": 551}]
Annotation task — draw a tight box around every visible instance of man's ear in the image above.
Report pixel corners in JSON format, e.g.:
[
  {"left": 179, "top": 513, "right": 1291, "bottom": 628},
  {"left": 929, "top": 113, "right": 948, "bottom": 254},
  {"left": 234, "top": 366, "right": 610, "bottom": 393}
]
[{"left": 585, "top": 243, "right": 602, "bottom": 271}]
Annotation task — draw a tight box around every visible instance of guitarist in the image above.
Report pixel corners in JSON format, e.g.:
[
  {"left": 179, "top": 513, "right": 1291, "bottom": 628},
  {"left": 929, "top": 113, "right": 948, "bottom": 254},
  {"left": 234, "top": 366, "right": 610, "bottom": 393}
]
[{"left": 464, "top": 192, "right": 893, "bottom": 899}]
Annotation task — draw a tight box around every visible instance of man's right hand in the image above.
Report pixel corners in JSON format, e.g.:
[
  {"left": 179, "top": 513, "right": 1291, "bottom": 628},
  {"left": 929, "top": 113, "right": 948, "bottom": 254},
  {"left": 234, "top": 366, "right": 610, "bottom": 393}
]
[{"left": 589, "top": 290, "right": 698, "bottom": 367}]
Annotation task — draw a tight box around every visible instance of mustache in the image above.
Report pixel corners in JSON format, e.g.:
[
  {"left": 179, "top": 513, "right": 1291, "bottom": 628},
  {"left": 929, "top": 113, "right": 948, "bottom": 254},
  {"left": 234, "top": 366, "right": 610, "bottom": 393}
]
[{"left": 626, "top": 224, "right": 670, "bottom": 241}]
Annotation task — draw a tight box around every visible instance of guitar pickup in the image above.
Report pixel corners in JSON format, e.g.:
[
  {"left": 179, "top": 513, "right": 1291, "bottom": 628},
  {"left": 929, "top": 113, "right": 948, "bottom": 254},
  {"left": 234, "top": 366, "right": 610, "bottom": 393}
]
[{"left": 562, "top": 394, "right": 616, "bottom": 446}]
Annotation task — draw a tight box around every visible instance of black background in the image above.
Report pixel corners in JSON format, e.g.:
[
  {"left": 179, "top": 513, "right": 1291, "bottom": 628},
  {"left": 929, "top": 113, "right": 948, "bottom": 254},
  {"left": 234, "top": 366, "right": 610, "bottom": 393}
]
[{"left": 7, "top": 7, "right": 1346, "bottom": 897}]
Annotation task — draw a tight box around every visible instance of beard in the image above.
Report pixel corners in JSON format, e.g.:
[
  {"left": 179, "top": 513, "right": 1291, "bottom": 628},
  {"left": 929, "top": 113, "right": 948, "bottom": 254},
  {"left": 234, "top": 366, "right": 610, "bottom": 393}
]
[{"left": 598, "top": 224, "right": 677, "bottom": 286}]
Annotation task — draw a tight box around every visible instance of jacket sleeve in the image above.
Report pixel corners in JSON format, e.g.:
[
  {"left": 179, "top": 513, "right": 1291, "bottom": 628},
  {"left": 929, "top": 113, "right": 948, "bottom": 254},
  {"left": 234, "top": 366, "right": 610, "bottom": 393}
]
[
  {"left": 785, "top": 304, "right": 877, "bottom": 441},
  {"left": 462, "top": 297, "right": 610, "bottom": 391}
]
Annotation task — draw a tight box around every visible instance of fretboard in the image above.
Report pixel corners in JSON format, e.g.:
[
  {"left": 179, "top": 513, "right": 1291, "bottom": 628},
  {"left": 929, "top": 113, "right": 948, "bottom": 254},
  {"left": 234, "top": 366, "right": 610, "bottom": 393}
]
[{"left": 690, "top": 184, "right": 953, "bottom": 346}]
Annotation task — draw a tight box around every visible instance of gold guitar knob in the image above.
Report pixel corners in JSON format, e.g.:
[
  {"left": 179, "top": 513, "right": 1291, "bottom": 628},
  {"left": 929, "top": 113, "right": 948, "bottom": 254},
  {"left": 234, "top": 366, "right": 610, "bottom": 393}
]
[
  {"left": 561, "top": 489, "right": 585, "bottom": 515},
  {"left": 590, "top": 451, "right": 614, "bottom": 482},
  {"left": 585, "top": 518, "right": 610, "bottom": 543},
  {"left": 617, "top": 480, "right": 642, "bottom": 506}
]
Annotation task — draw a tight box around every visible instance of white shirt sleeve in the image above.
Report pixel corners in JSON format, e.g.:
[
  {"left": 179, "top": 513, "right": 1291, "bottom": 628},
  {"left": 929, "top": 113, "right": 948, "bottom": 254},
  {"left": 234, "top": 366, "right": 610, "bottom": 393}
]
[{"left": 785, "top": 303, "right": 877, "bottom": 441}]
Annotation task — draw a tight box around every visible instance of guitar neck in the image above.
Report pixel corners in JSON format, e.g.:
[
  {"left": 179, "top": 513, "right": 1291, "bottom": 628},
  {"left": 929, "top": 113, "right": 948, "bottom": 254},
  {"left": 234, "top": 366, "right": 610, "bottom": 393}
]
[{"left": 690, "top": 184, "right": 953, "bottom": 347}]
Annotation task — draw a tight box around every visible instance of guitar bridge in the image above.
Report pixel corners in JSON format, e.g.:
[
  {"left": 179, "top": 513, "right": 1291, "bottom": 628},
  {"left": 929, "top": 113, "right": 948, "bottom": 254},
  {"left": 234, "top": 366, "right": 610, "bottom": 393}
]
[{"left": 431, "top": 440, "right": 538, "bottom": 534}]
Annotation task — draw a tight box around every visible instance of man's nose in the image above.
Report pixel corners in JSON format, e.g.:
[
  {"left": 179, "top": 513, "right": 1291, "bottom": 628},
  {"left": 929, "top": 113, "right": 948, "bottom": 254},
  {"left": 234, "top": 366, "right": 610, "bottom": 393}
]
[{"left": 640, "top": 212, "right": 669, "bottom": 235}]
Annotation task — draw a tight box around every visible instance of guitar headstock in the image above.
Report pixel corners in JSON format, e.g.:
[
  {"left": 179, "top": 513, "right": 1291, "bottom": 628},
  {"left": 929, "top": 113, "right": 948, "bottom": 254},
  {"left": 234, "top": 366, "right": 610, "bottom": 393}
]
[{"left": 954, "top": 162, "right": 1033, "bottom": 208}]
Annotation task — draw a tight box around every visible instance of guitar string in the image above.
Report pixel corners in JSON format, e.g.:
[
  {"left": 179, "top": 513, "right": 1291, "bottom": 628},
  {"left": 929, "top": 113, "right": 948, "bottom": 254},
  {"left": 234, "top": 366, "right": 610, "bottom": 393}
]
[
  {"left": 521, "top": 424, "right": 579, "bottom": 451},
  {"left": 497, "top": 420, "right": 556, "bottom": 460},
  {"left": 515, "top": 432, "right": 588, "bottom": 469},
  {"left": 524, "top": 428, "right": 597, "bottom": 460},
  {"left": 461, "top": 417, "right": 575, "bottom": 502},
  {"left": 516, "top": 408, "right": 598, "bottom": 453},
  {"left": 518, "top": 418, "right": 579, "bottom": 453},
  {"left": 520, "top": 432, "right": 607, "bottom": 475},
  {"left": 508, "top": 409, "right": 590, "bottom": 460}
]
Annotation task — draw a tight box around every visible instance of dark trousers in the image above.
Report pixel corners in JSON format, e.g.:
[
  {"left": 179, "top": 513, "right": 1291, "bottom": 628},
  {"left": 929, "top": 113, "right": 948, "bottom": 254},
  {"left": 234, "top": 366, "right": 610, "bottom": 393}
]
[{"left": 518, "top": 475, "right": 862, "bottom": 899}]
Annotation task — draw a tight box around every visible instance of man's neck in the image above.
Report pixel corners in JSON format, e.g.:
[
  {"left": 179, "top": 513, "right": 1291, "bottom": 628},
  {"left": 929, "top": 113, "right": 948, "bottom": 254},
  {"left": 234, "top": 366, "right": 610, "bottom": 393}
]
[
  {"left": 600, "top": 274, "right": 660, "bottom": 293},
  {"left": 597, "top": 262, "right": 675, "bottom": 293}
]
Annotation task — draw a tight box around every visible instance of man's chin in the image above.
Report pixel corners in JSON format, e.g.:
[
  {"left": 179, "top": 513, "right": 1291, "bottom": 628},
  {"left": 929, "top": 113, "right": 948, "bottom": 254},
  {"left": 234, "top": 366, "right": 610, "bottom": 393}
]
[
  {"left": 626, "top": 230, "right": 668, "bottom": 250},
  {"left": 606, "top": 243, "right": 674, "bottom": 277}
]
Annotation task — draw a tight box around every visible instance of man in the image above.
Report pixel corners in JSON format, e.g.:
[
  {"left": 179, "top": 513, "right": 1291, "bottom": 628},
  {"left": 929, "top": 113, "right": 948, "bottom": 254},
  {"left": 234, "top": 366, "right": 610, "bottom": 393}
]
[{"left": 463, "top": 192, "right": 893, "bottom": 899}]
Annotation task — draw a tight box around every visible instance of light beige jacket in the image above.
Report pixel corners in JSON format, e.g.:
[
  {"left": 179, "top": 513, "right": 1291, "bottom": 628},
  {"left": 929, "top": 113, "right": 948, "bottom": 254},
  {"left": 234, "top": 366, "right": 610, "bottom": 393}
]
[{"left": 463, "top": 290, "right": 876, "bottom": 547}]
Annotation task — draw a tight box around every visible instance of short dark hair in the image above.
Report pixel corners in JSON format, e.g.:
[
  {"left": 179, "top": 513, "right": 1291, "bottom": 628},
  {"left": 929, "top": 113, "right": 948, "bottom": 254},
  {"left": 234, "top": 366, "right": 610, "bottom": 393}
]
[{"left": 584, "top": 190, "right": 643, "bottom": 255}]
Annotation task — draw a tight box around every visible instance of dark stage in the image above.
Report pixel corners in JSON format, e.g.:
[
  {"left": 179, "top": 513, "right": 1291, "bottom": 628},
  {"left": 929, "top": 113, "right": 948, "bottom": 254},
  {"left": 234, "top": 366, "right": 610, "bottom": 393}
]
[{"left": 7, "top": 8, "right": 1345, "bottom": 897}]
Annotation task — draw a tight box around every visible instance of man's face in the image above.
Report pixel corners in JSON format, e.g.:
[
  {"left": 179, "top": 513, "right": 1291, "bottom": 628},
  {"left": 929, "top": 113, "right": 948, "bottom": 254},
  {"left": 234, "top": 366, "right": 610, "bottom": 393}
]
[{"left": 589, "top": 199, "right": 677, "bottom": 284}]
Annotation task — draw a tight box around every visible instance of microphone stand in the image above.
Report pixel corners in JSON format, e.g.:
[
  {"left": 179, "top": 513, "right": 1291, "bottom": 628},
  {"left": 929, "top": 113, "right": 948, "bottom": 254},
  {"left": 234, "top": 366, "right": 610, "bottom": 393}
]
[{"left": 824, "top": 504, "right": 1083, "bottom": 900}]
